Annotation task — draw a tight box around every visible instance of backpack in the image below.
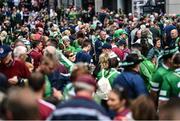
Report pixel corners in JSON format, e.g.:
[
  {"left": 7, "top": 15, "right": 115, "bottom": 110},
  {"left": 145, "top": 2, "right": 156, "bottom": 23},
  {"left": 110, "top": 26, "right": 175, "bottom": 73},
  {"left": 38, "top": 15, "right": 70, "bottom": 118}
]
[{"left": 96, "top": 69, "right": 116, "bottom": 100}]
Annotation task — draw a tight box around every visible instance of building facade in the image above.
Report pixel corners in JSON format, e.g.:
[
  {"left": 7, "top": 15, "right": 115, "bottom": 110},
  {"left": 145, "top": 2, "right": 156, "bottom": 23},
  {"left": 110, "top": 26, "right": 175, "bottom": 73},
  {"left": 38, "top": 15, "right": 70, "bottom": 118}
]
[
  {"left": 53, "top": 0, "right": 180, "bottom": 15},
  {"left": 166, "top": 0, "right": 180, "bottom": 15}
]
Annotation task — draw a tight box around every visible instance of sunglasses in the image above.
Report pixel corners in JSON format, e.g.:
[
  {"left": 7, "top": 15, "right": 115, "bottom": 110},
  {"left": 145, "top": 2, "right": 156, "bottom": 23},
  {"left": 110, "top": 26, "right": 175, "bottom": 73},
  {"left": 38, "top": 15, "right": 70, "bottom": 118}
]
[{"left": 69, "top": 54, "right": 75, "bottom": 57}]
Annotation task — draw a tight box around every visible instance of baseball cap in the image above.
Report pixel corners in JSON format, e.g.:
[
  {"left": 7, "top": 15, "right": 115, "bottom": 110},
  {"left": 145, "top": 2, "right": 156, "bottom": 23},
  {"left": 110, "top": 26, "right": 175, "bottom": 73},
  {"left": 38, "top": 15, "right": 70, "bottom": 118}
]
[
  {"left": 102, "top": 43, "right": 112, "bottom": 49},
  {"left": 118, "top": 40, "right": 127, "bottom": 46},
  {"left": 0, "top": 45, "right": 12, "bottom": 60}
]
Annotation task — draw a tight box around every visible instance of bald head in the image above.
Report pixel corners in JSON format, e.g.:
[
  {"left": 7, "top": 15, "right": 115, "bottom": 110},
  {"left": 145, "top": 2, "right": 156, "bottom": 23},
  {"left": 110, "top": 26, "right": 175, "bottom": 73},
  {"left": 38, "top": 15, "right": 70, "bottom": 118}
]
[
  {"left": 43, "top": 45, "right": 60, "bottom": 61},
  {"left": 100, "top": 31, "right": 106, "bottom": 40},
  {"left": 171, "top": 29, "right": 178, "bottom": 39},
  {"left": 44, "top": 46, "right": 56, "bottom": 56}
]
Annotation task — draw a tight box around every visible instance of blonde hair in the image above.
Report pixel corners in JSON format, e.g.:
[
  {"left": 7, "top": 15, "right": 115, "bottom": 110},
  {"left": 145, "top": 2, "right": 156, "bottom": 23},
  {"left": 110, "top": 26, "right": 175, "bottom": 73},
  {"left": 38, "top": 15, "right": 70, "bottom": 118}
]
[{"left": 99, "top": 52, "right": 109, "bottom": 69}]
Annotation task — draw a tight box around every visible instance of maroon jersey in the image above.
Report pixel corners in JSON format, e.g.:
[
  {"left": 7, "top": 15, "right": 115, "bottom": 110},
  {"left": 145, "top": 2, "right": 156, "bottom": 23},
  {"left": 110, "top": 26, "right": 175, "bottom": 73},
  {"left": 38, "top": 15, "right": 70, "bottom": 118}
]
[
  {"left": 29, "top": 49, "right": 42, "bottom": 70},
  {"left": 37, "top": 99, "right": 55, "bottom": 120},
  {"left": 112, "top": 47, "right": 124, "bottom": 61},
  {"left": 0, "top": 59, "right": 30, "bottom": 79}
]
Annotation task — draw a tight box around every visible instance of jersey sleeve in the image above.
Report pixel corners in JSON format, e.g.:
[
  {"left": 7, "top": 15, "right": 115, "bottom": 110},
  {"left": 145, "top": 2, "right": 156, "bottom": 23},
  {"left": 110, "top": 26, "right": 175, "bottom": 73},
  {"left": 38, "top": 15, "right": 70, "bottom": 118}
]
[
  {"left": 140, "top": 62, "right": 152, "bottom": 89},
  {"left": 159, "top": 76, "right": 170, "bottom": 101},
  {"left": 150, "top": 71, "right": 161, "bottom": 92}
]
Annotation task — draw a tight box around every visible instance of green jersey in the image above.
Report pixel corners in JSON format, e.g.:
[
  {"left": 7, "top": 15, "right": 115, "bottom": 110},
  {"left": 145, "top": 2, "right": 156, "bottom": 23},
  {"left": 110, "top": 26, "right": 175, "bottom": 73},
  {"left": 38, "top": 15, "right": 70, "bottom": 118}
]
[
  {"left": 159, "top": 68, "right": 180, "bottom": 101},
  {"left": 150, "top": 64, "right": 170, "bottom": 92},
  {"left": 56, "top": 49, "right": 74, "bottom": 71},
  {"left": 72, "top": 39, "right": 82, "bottom": 53},
  {"left": 44, "top": 75, "right": 52, "bottom": 98},
  {"left": 97, "top": 68, "right": 120, "bottom": 86},
  {"left": 176, "top": 37, "right": 180, "bottom": 47},
  {"left": 140, "top": 58, "right": 156, "bottom": 91},
  {"left": 69, "top": 11, "right": 77, "bottom": 20},
  {"left": 65, "top": 46, "right": 76, "bottom": 53}
]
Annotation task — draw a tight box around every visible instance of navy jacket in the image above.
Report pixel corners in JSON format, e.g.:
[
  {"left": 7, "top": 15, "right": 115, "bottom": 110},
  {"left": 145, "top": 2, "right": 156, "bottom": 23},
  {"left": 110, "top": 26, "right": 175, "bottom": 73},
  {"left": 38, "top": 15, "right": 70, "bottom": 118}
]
[
  {"left": 76, "top": 51, "right": 92, "bottom": 63},
  {"left": 113, "top": 71, "right": 148, "bottom": 99},
  {"left": 48, "top": 69, "right": 70, "bottom": 91},
  {"left": 49, "top": 96, "right": 110, "bottom": 120}
]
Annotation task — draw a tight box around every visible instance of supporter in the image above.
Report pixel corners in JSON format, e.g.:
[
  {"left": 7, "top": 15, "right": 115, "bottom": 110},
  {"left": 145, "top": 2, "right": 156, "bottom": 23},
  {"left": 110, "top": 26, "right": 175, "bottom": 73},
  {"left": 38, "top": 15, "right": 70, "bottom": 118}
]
[
  {"left": 111, "top": 38, "right": 124, "bottom": 61},
  {"left": 170, "top": 29, "right": 179, "bottom": 47},
  {"left": 49, "top": 74, "right": 110, "bottom": 120},
  {"left": 97, "top": 52, "right": 119, "bottom": 87},
  {"left": 62, "top": 36, "right": 76, "bottom": 53},
  {"left": 149, "top": 21, "right": 161, "bottom": 39},
  {"left": 102, "top": 43, "right": 117, "bottom": 58},
  {"left": 117, "top": 40, "right": 130, "bottom": 60},
  {"left": 107, "top": 85, "right": 133, "bottom": 121},
  {"left": 0, "top": 2, "right": 179, "bottom": 120},
  {"left": 13, "top": 45, "right": 34, "bottom": 72},
  {"left": 63, "top": 62, "right": 91, "bottom": 100},
  {"left": 164, "top": 20, "right": 176, "bottom": 46},
  {"left": 29, "top": 41, "right": 43, "bottom": 70},
  {"left": 113, "top": 53, "right": 148, "bottom": 99},
  {"left": 147, "top": 37, "right": 162, "bottom": 62},
  {"left": 75, "top": 40, "right": 92, "bottom": 63},
  {"left": 159, "top": 98, "right": 180, "bottom": 120},
  {"left": 96, "top": 52, "right": 120, "bottom": 110},
  {"left": 28, "top": 72, "right": 55, "bottom": 120},
  {"left": 95, "top": 30, "right": 107, "bottom": 62},
  {"left": 0, "top": 45, "right": 30, "bottom": 86},
  {"left": 159, "top": 52, "right": 180, "bottom": 107},
  {"left": 131, "top": 43, "right": 156, "bottom": 91},
  {"left": 43, "top": 46, "right": 70, "bottom": 91},
  {"left": 131, "top": 95, "right": 157, "bottom": 120},
  {"left": 150, "top": 47, "right": 177, "bottom": 107},
  {"left": 64, "top": 50, "right": 76, "bottom": 63},
  {"left": 72, "top": 31, "right": 84, "bottom": 52},
  {"left": 4, "top": 87, "right": 39, "bottom": 120}
]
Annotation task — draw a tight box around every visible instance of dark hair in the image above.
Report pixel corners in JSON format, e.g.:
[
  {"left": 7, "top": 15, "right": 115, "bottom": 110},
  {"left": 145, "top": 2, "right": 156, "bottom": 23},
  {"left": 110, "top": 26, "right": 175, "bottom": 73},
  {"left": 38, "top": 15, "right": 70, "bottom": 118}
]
[
  {"left": 82, "top": 40, "right": 91, "bottom": 48},
  {"left": 108, "top": 57, "right": 119, "bottom": 68},
  {"left": 47, "top": 38, "right": 58, "bottom": 48},
  {"left": 140, "top": 38, "right": 152, "bottom": 56},
  {"left": 31, "top": 41, "right": 41, "bottom": 49},
  {"left": 64, "top": 50, "right": 74, "bottom": 58},
  {"left": 112, "top": 85, "right": 130, "bottom": 107},
  {"left": 131, "top": 43, "right": 142, "bottom": 52},
  {"left": 76, "top": 31, "right": 85, "bottom": 39},
  {"left": 28, "top": 72, "right": 45, "bottom": 92},
  {"left": 153, "top": 37, "right": 161, "bottom": 47},
  {"left": 123, "top": 53, "right": 141, "bottom": 71},
  {"left": 131, "top": 96, "right": 157, "bottom": 120}
]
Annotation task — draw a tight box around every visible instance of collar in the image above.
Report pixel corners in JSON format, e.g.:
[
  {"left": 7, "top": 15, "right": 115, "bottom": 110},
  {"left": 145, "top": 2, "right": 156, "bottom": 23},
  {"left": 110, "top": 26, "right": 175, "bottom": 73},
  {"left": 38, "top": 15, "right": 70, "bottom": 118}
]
[
  {"left": 112, "top": 45, "right": 117, "bottom": 48},
  {"left": 162, "top": 63, "right": 169, "bottom": 70},
  {"left": 117, "top": 108, "right": 130, "bottom": 116}
]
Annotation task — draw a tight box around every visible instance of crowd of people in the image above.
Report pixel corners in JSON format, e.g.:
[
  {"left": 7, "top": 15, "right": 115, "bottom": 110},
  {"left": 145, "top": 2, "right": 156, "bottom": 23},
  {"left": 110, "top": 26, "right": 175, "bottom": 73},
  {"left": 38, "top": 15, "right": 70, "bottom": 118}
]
[{"left": 0, "top": 0, "right": 179, "bottom": 120}]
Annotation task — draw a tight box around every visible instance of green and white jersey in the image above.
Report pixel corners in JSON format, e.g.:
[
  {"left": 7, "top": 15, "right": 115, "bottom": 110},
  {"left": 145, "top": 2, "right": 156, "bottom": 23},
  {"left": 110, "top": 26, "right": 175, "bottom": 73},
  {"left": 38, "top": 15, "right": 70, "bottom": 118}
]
[
  {"left": 159, "top": 68, "right": 180, "bottom": 101},
  {"left": 150, "top": 64, "right": 170, "bottom": 92}
]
